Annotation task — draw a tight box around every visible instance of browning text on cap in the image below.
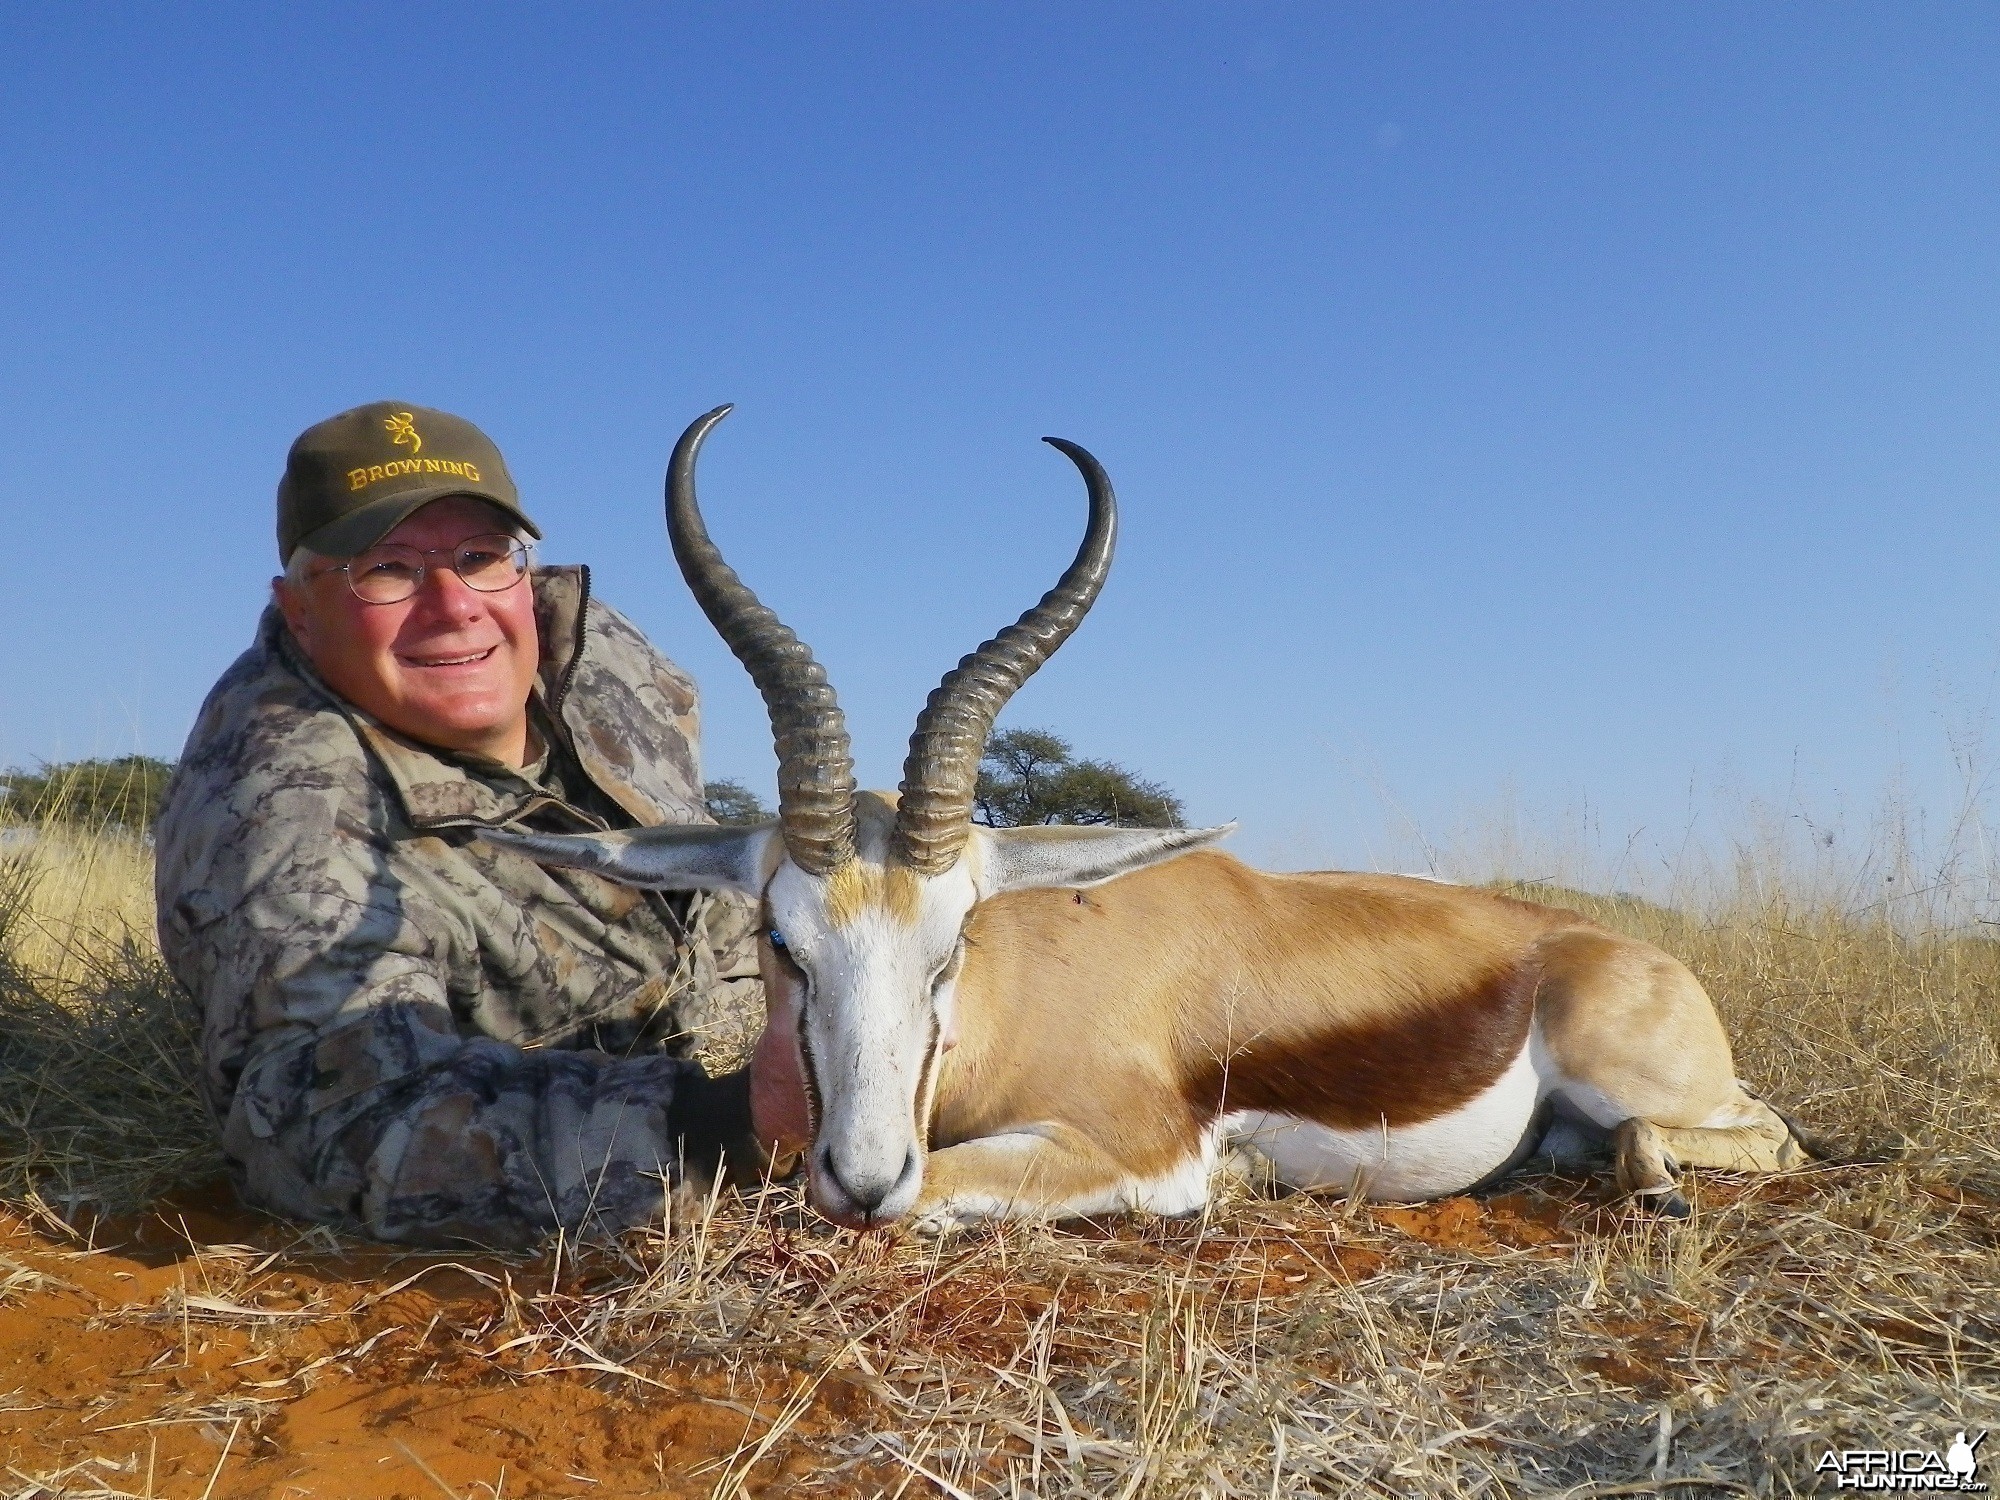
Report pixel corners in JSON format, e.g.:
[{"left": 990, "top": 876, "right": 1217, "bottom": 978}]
[{"left": 277, "top": 401, "right": 543, "bottom": 562}]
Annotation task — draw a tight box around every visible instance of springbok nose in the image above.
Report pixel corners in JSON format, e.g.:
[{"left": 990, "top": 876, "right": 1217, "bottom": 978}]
[{"left": 818, "top": 1143, "right": 921, "bottom": 1219}]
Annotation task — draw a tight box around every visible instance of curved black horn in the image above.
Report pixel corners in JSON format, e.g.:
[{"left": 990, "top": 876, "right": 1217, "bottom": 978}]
[
  {"left": 891, "top": 437, "right": 1117, "bottom": 874},
  {"left": 667, "top": 406, "right": 857, "bottom": 875}
]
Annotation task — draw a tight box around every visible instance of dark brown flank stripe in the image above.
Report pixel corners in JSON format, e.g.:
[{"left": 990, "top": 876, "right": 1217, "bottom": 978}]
[{"left": 1182, "top": 964, "right": 1537, "bottom": 1131}]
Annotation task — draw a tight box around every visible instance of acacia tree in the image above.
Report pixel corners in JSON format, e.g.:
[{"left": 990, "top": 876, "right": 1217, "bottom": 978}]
[
  {"left": 973, "top": 728, "right": 1184, "bottom": 828},
  {"left": 703, "top": 779, "right": 771, "bottom": 825}
]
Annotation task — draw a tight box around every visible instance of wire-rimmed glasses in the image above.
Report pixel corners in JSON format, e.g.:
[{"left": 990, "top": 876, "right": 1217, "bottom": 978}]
[{"left": 317, "top": 534, "right": 532, "bottom": 605}]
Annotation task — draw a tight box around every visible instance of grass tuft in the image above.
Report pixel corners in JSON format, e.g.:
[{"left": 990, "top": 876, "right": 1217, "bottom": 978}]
[{"left": 0, "top": 830, "right": 220, "bottom": 1222}]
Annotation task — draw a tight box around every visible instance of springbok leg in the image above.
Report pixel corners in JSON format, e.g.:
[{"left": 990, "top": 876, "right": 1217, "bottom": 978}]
[
  {"left": 1613, "top": 1102, "right": 1807, "bottom": 1215},
  {"left": 912, "top": 1121, "right": 1206, "bottom": 1234}
]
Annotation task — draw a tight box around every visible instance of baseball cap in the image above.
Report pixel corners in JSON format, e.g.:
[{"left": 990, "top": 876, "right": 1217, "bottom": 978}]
[{"left": 276, "top": 401, "right": 543, "bottom": 562}]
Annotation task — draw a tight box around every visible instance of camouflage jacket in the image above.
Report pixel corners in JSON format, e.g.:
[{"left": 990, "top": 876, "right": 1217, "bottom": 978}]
[{"left": 155, "top": 566, "right": 764, "bottom": 1248}]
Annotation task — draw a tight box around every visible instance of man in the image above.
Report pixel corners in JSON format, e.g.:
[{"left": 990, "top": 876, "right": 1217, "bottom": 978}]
[{"left": 155, "top": 401, "right": 784, "bottom": 1248}]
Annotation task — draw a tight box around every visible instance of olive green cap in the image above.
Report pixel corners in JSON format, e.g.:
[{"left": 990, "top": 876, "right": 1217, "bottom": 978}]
[{"left": 276, "top": 401, "right": 543, "bottom": 562}]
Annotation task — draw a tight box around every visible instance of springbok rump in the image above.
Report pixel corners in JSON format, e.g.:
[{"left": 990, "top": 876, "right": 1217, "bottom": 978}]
[{"left": 484, "top": 406, "right": 1809, "bottom": 1233}]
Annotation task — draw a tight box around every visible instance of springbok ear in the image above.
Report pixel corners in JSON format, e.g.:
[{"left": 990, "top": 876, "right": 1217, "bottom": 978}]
[
  {"left": 476, "top": 822, "right": 771, "bottom": 894},
  {"left": 982, "top": 823, "right": 1234, "bottom": 895}
]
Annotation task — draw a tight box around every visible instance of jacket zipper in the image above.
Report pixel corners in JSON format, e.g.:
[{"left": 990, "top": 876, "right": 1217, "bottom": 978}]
[{"left": 549, "top": 564, "right": 592, "bottom": 718}]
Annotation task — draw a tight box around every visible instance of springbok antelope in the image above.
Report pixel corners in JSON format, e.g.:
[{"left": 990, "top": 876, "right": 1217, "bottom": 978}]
[{"left": 482, "top": 406, "right": 1808, "bottom": 1232}]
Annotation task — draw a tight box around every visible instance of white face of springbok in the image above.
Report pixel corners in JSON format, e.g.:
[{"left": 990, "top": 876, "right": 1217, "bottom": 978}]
[
  {"left": 479, "top": 404, "right": 1228, "bottom": 1226},
  {"left": 482, "top": 798, "right": 1224, "bottom": 1226}
]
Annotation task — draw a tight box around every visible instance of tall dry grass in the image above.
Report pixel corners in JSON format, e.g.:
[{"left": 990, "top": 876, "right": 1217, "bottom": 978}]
[
  {"left": 1504, "top": 881, "right": 2000, "bottom": 1194},
  {"left": 0, "top": 799, "right": 1994, "bottom": 1496},
  {"left": 0, "top": 822, "right": 217, "bottom": 1222},
  {"left": 0, "top": 825, "right": 154, "bottom": 990}
]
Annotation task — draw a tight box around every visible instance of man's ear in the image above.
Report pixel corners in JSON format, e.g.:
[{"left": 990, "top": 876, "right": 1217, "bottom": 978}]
[
  {"left": 477, "top": 822, "right": 772, "bottom": 894},
  {"left": 273, "top": 576, "right": 311, "bottom": 649},
  {"left": 982, "top": 823, "right": 1234, "bottom": 895}
]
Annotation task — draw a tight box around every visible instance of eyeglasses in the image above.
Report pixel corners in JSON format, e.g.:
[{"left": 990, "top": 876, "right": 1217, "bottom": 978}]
[{"left": 315, "top": 534, "right": 532, "bottom": 605}]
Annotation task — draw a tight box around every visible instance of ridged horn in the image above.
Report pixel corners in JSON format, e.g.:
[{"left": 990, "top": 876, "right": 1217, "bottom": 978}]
[
  {"left": 891, "top": 438, "right": 1117, "bottom": 874},
  {"left": 667, "top": 405, "right": 856, "bottom": 875}
]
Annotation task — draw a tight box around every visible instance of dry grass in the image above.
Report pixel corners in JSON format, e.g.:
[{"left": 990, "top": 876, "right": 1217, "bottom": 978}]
[
  {"left": 0, "top": 832, "right": 218, "bottom": 1223},
  {"left": 497, "top": 1161, "right": 1998, "bottom": 1497},
  {"left": 0, "top": 814, "right": 1995, "bottom": 1497},
  {"left": 0, "top": 828, "right": 153, "bottom": 994},
  {"left": 1502, "top": 881, "right": 2000, "bottom": 1200}
]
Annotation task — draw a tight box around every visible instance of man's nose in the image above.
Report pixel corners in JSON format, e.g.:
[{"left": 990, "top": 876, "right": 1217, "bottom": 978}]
[{"left": 410, "top": 561, "right": 485, "bottom": 619}]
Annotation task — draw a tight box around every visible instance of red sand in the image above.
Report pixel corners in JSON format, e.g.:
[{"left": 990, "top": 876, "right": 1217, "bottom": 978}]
[
  {"left": 0, "top": 1182, "right": 1603, "bottom": 1497},
  {"left": 0, "top": 1186, "right": 884, "bottom": 1498}
]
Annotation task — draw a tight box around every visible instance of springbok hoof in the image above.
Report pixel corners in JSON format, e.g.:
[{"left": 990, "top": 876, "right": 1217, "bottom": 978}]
[{"left": 906, "top": 1200, "right": 976, "bottom": 1238}]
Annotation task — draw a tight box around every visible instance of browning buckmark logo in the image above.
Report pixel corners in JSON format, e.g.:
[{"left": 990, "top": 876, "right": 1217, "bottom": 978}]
[
  {"left": 383, "top": 410, "right": 422, "bottom": 456},
  {"left": 346, "top": 411, "right": 482, "bottom": 492}
]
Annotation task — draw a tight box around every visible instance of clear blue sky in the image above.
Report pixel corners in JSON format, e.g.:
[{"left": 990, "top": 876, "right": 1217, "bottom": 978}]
[{"left": 4, "top": 5, "right": 1997, "bottom": 876}]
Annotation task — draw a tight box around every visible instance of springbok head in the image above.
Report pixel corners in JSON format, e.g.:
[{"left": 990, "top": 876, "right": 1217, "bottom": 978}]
[{"left": 482, "top": 407, "right": 1230, "bottom": 1226}]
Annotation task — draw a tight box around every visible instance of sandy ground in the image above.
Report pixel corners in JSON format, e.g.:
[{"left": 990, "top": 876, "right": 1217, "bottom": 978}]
[
  {"left": 0, "top": 1182, "right": 1577, "bottom": 1499},
  {"left": 2, "top": 1169, "right": 1992, "bottom": 1499},
  {"left": 0, "top": 1184, "right": 884, "bottom": 1499}
]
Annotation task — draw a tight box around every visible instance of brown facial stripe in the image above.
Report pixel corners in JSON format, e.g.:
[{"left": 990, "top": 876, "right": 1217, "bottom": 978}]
[
  {"left": 796, "top": 1020, "right": 825, "bottom": 1143},
  {"left": 915, "top": 1010, "right": 941, "bottom": 1151},
  {"left": 1183, "top": 963, "right": 1536, "bottom": 1130},
  {"left": 760, "top": 896, "right": 823, "bottom": 1140}
]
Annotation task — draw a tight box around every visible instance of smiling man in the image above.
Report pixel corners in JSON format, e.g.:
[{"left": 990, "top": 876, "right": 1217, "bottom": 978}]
[{"left": 154, "top": 402, "right": 785, "bottom": 1247}]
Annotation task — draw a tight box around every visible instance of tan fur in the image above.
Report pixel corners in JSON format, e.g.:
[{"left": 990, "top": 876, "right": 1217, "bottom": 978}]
[
  {"left": 918, "top": 851, "right": 1802, "bottom": 1220},
  {"left": 778, "top": 792, "right": 927, "bottom": 927},
  {"left": 820, "top": 800, "right": 928, "bottom": 928},
  {"left": 920, "top": 1122, "right": 1135, "bottom": 1217},
  {"left": 1532, "top": 928, "right": 1742, "bottom": 1127},
  {"left": 824, "top": 860, "right": 923, "bottom": 928}
]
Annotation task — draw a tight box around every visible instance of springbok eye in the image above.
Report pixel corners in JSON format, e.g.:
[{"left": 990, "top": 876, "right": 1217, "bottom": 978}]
[{"left": 766, "top": 927, "right": 807, "bottom": 981}]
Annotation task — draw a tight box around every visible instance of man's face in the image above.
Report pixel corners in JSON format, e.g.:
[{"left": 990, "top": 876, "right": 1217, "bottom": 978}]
[{"left": 276, "top": 496, "right": 541, "bottom": 764}]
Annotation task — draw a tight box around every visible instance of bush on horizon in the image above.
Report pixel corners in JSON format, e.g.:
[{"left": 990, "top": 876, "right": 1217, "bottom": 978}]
[{"left": 0, "top": 755, "right": 175, "bottom": 833}]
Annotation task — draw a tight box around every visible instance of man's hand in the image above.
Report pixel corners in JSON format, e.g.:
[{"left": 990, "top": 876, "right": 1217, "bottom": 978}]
[{"left": 750, "top": 1019, "right": 812, "bottom": 1173}]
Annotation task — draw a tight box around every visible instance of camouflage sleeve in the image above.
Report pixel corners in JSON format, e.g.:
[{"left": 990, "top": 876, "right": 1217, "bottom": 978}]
[
  {"left": 702, "top": 889, "right": 764, "bottom": 982},
  {"left": 215, "top": 892, "right": 751, "bottom": 1250},
  {"left": 661, "top": 890, "right": 768, "bottom": 1075}
]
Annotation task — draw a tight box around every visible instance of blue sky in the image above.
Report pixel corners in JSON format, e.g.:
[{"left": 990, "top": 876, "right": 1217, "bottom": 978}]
[{"left": 3, "top": 5, "right": 1997, "bottom": 876}]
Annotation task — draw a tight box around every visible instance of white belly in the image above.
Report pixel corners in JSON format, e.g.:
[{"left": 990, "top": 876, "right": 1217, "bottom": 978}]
[{"left": 1228, "top": 1036, "right": 1541, "bottom": 1201}]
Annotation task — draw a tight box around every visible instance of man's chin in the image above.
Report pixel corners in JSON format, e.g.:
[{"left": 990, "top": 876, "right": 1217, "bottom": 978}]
[{"left": 390, "top": 695, "right": 523, "bottom": 754}]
